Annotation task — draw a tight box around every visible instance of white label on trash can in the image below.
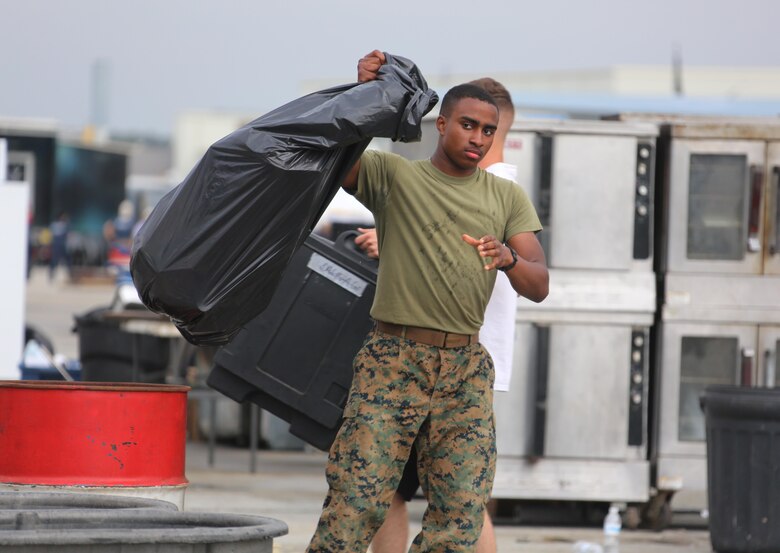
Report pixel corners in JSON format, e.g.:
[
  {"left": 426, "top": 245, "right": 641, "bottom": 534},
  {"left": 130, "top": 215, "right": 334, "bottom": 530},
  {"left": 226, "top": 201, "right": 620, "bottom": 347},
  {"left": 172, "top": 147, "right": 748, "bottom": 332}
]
[{"left": 308, "top": 253, "right": 368, "bottom": 297}]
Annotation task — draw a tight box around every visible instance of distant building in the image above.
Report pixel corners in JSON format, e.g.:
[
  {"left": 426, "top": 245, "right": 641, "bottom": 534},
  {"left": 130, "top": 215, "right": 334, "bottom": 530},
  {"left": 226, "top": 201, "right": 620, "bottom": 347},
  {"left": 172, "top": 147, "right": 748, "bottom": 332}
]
[
  {"left": 435, "top": 65, "right": 780, "bottom": 98},
  {"left": 302, "top": 64, "right": 780, "bottom": 119}
]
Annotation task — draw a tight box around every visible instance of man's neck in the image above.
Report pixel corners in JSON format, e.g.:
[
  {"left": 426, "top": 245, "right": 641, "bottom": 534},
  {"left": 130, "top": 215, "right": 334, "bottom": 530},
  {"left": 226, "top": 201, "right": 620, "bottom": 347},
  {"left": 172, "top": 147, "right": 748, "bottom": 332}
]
[{"left": 430, "top": 149, "right": 478, "bottom": 178}]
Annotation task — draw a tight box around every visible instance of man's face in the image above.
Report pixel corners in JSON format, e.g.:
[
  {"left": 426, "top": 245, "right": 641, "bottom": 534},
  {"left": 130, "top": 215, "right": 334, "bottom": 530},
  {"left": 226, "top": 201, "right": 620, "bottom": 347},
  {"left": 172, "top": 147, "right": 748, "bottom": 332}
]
[{"left": 436, "top": 98, "right": 499, "bottom": 173}]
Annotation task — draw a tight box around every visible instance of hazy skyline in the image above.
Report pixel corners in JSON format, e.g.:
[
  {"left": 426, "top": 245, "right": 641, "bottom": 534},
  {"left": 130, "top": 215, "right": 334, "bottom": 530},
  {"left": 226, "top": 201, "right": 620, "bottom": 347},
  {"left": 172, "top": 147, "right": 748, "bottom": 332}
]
[{"left": 3, "top": 0, "right": 779, "bottom": 136}]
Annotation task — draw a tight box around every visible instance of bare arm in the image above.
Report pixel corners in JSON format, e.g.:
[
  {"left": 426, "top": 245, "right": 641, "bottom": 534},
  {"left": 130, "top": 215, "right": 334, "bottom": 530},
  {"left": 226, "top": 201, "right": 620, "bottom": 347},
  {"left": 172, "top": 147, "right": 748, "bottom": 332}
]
[
  {"left": 462, "top": 232, "right": 549, "bottom": 303},
  {"left": 343, "top": 50, "right": 386, "bottom": 192},
  {"left": 342, "top": 159, "right": 361, "bottom": 192}
]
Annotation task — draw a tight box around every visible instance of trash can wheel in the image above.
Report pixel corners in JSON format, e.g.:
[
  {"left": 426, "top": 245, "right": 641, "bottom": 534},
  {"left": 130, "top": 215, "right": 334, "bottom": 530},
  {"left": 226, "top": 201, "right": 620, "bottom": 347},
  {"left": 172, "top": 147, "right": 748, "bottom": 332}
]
[
  {"left": 623, "top": 505, "right": 641, "bottom": 530},
  {"left": 641, "top": 492, "right": 673, "bottom": 531}
]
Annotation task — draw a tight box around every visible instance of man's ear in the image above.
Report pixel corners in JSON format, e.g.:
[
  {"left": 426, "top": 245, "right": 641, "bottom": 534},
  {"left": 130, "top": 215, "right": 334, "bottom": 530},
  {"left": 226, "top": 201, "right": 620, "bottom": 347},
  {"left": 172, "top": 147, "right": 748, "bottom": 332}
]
[{"left": 435, "top": 115, "right": 446, "bottom": 136}]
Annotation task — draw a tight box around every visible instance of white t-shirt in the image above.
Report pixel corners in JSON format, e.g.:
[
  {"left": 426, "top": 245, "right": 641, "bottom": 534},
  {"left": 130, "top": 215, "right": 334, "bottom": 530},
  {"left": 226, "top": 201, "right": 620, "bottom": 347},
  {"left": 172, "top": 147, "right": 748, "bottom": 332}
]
[{"left": 480, "top": 162, "right": 519, "bottom": 392}]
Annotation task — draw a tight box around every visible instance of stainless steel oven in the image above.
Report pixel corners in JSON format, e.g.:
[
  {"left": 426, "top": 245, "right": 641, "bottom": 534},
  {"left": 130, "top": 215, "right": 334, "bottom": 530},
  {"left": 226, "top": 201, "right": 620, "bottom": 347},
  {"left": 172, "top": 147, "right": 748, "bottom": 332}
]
[
  {"left": 656, "top": 319, "right": 780, "bottom": 510},
  {"left": 659, "top": 122, "right": 780, "bottom": 276},
  {"left": 489, "top": 120, "right": 660, "bottom": 504},
  {"left": 506, "top": 120, "right": 658, "bottom": 273},
  {"left": 493, "top": 270, "right": 655, "bottom": 503},
  {"left": 655, "top": 272, "right": 780, "bottom": 510},
  {"left": 606, "top": 115, "right": 780, "bottom": 515}
]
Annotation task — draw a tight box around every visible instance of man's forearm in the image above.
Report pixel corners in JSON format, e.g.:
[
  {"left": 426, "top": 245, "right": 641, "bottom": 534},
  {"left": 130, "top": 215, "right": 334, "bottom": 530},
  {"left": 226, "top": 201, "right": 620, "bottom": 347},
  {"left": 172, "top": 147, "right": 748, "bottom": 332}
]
[
  {"left": 502, "top": 233, "right": 549, "bottom": 303},
  {"left": 503, "top": 256, "right": 549, "bottom": 303}
]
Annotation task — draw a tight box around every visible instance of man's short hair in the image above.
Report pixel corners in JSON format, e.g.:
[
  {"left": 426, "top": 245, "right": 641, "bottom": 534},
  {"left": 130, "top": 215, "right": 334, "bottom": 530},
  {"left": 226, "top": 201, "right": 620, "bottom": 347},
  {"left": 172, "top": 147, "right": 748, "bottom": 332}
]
[
  {"left": 468, "top": 77, "right": 515, "bottom": 120},
  {"left": 440, "top": 84, "right": 498, "bottom": 117}
]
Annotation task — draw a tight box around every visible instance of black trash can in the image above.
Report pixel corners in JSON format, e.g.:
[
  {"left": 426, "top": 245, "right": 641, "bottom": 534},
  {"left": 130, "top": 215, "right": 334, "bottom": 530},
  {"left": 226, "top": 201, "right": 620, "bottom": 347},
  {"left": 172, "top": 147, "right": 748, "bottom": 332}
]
[
  {"left": 74, "top": 307, "right": 171, "bottom": 383},
  {"left": 701, "top": 385, "right": 780, "bottom": 553},
  {"left": 207, "top": 231, "right": 377, "bottom": 450}
]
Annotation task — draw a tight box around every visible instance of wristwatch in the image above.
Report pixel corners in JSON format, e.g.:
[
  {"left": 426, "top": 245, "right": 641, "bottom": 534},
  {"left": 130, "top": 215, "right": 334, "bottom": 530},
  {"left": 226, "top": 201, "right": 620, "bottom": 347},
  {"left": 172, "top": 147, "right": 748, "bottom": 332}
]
[{"left": 498, "top": 246, "right": 518, "bottom": 272}]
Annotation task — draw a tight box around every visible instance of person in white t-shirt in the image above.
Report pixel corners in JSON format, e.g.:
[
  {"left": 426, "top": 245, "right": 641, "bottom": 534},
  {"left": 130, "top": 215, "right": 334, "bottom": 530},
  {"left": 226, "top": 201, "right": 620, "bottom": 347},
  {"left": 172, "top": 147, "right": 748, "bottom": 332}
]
[{"left": 355, "top": 78, "right": 527, "bottom": 553}]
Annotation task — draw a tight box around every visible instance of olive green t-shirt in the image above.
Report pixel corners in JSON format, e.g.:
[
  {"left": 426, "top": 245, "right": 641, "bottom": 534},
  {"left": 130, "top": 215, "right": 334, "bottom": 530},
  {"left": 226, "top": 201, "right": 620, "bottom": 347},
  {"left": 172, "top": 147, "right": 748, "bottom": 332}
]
[{"left": 355, "top": 150, "right": 542, "bottom": 334}]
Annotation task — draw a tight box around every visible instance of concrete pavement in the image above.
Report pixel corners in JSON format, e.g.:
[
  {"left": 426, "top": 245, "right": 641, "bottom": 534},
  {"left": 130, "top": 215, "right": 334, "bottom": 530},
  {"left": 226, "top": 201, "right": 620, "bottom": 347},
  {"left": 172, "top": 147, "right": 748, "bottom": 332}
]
[
  {"left": 22, "top": 266, "right": 714, "bottom": 552},
  {"left": 183, "top": 442, "right": 713, "bottom": 553}
]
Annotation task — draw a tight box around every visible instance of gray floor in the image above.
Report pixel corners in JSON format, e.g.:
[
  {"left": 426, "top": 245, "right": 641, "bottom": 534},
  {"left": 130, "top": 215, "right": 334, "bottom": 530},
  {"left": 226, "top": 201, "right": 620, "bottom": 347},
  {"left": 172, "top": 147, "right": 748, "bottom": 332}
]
[
  {"left": 23, "top": 266, "right": 714, "bottom": 552},
  {"left": 184, "top": 442, "right": 713, "bottom": 553}
]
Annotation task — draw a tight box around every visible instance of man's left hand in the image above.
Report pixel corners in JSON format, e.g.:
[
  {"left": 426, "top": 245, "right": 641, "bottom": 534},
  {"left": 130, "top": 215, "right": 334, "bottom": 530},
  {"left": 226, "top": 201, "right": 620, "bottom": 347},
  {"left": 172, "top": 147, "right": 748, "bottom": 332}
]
[
  {"left": 462, "top": 234, "right": 511, "bottom": 271},
  {"left": 355, "top": 227, "right": 379, "bottom": 259}
]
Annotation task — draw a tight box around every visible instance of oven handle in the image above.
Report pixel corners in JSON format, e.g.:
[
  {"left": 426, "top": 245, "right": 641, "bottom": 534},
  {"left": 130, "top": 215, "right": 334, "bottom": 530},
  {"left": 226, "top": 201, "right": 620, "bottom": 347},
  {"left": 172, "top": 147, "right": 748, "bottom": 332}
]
[
  {"left": 531, "top": 324, "right": 550, "bottom": 458},
  {"left": 741, "top": 348, "right": 755, "bottom": 387},
  {"left": 770, "top": 167, "right": 780, "bottom": 256},
  {"left": 765, "top": 348, "right": 776, "bottom": 388},
  {"left": 747, "top": 165, "right": 764, "bottom": 253}
]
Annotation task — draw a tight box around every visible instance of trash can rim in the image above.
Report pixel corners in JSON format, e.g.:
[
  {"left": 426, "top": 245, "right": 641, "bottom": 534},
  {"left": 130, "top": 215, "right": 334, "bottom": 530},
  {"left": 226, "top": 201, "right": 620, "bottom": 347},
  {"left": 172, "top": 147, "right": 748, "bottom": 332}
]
[
  {"left": 0, "top": 380, "right": 190, "bottom": 393},
  {"left": 0, "top": 492, "right": 178, "bottom": 511},
  {"left": 0, "top": 511, "right": 289, "bottom": 545}
]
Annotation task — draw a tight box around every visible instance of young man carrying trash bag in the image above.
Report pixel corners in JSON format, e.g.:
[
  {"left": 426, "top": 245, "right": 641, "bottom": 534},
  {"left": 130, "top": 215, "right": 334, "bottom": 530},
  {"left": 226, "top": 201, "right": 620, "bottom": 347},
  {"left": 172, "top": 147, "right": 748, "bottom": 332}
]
[{"left": 306, "top": 50, "right": 548, "bottom": 553}]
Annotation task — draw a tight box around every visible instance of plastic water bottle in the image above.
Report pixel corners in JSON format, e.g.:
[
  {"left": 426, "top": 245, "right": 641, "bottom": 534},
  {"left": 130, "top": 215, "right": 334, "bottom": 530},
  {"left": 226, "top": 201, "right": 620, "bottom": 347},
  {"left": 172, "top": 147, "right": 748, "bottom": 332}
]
[{"left": 602, "top": 505, "right": 622, "bottom": 553}]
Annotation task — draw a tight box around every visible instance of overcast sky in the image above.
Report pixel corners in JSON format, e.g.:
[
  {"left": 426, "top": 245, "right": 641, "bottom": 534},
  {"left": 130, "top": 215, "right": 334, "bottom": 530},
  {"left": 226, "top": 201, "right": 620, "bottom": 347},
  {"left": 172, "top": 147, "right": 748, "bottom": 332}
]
[{"left": 2, "top": 0, "right": 779, "bottom": 136}]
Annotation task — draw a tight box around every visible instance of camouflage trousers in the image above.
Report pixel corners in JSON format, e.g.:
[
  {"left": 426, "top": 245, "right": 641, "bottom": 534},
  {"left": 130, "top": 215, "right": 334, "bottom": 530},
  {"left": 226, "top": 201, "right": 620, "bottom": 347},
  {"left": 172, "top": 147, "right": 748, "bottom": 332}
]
[{"left": 307, "top": 329, "right": 496, "bottom": 553}]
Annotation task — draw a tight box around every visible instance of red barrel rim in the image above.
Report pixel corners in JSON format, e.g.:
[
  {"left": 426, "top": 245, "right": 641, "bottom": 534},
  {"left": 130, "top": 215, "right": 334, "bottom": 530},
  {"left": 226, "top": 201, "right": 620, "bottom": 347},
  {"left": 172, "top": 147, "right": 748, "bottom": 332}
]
[{"left": 0, "top": 380, "right": 190, "bottom": 393}]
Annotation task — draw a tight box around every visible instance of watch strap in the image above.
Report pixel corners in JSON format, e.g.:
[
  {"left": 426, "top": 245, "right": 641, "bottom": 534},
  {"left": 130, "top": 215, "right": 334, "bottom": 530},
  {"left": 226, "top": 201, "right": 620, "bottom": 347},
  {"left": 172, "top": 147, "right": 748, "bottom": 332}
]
[{"left": 498, "top": 246, "right": 518, "bottom": 272}]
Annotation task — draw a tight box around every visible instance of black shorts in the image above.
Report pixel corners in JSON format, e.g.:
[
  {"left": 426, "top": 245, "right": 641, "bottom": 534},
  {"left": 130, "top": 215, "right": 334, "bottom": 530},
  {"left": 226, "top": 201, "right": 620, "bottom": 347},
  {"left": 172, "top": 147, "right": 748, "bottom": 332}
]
[{"left": 396, "top": 446, "right": 420, "bottom": 502}]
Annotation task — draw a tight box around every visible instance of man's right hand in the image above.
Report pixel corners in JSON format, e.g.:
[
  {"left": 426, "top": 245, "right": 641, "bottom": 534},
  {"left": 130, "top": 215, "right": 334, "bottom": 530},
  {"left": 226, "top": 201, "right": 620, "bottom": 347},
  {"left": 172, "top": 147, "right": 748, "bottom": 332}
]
[
  {"left": 357, "top": 50, "right": 386, "bottom": 83},
  {"left": 355, "top": 227, "right": 379, "bottom": 259},
  {"left": 343, "top": 50, "right": 385, "bottom": 192}
]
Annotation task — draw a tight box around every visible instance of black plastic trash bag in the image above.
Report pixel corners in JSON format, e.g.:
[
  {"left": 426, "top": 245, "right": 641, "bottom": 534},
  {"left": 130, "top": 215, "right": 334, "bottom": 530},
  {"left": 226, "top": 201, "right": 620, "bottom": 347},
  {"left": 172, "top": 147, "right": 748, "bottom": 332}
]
[{"left": 131, "top": 53, "right": 438, "bottom": 346}]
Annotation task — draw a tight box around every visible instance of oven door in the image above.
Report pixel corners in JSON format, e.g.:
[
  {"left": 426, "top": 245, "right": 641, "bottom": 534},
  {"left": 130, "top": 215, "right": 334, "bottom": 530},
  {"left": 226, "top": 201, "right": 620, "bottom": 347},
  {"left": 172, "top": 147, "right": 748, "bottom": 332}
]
[
  {"left": 545, "top": 134, "right": 652, "bottom": 272},
  {"left": 666, "top": 139, "right": 766, "bottom": 274},
  {"left": 657, "top": 322, "right": 757, "bottom": 458},
  {"left": 529, "top": 323, "right": 649, "bottom": 460},
  {"left": 766, "top": 142, "right": 780, "bottom": 275}
]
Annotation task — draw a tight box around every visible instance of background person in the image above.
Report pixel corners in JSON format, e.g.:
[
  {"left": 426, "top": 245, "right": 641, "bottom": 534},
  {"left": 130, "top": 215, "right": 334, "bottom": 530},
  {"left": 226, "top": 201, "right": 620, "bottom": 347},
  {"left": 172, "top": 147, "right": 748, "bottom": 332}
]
[
  {"left": 103, "top": 199, "right": 136, "bottom": 283},
  {"left": 48, "top": 212, "right": 71, "bottom": 282}
]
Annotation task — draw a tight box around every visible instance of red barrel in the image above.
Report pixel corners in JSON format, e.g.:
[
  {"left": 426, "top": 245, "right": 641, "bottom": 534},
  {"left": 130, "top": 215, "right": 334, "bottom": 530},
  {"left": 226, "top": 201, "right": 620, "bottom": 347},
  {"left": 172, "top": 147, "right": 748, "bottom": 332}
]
[{"left": 0, "top": 381, "right": 189, "bottom": 487}]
